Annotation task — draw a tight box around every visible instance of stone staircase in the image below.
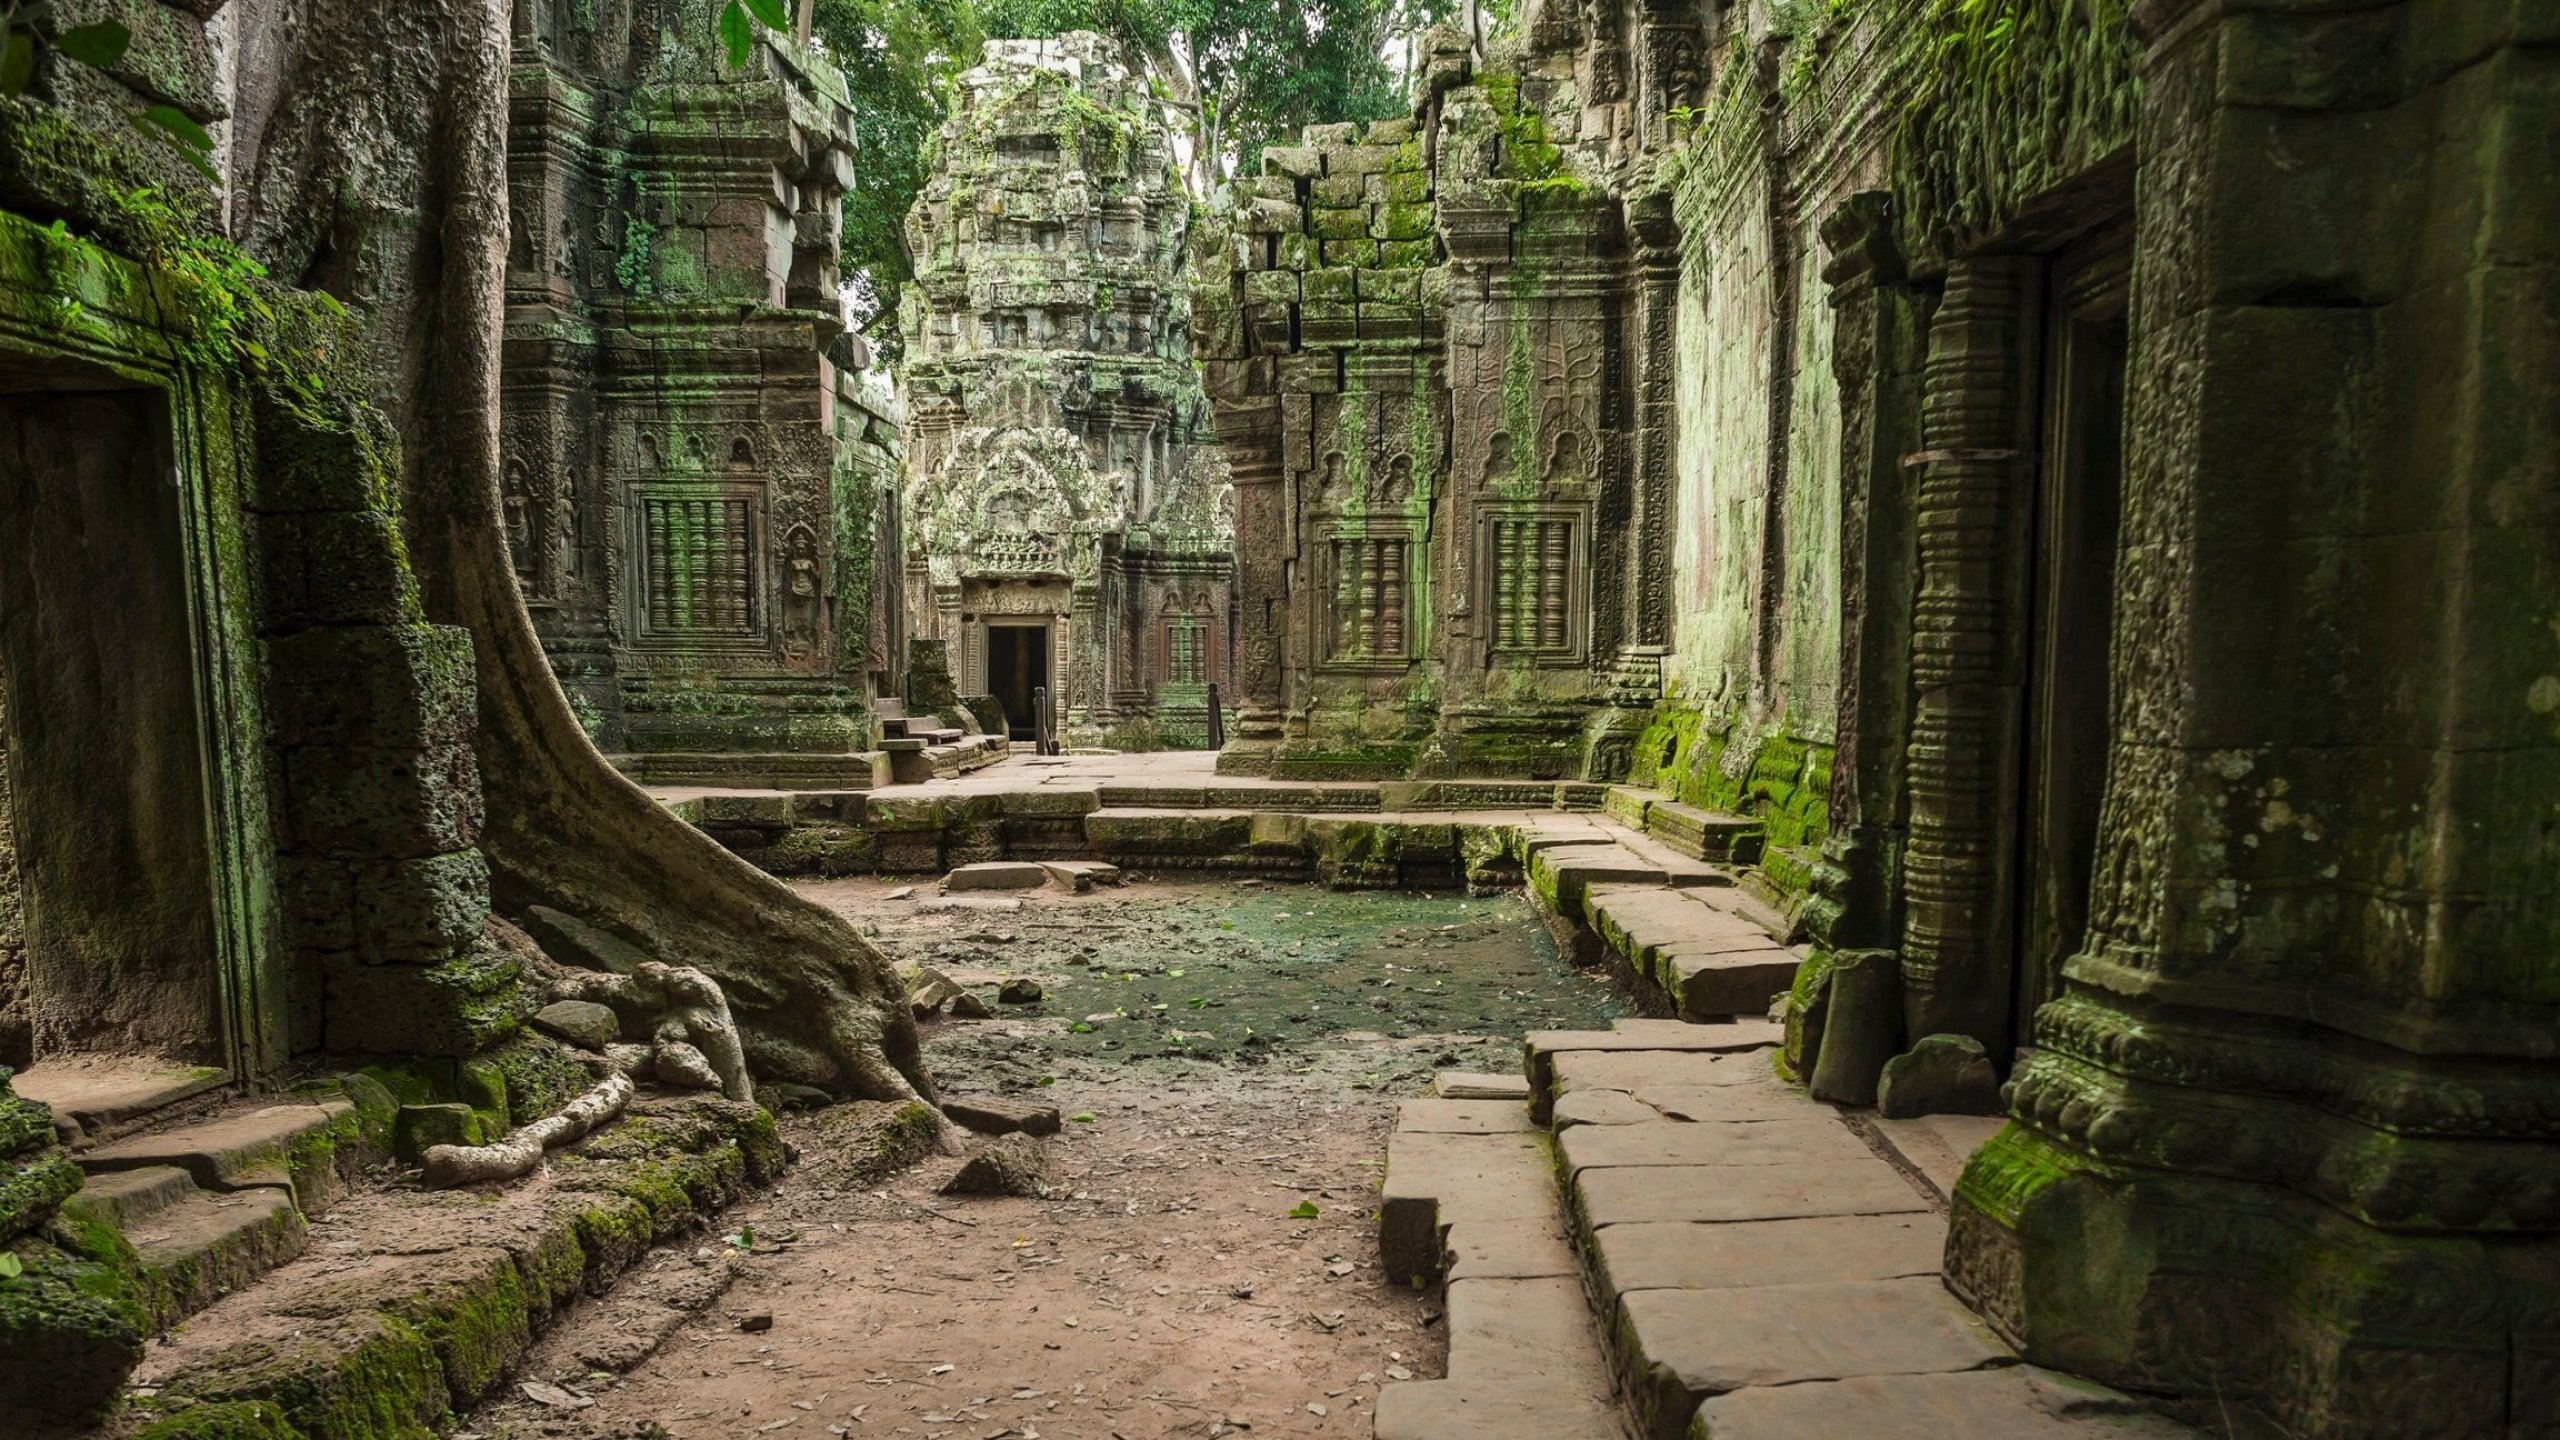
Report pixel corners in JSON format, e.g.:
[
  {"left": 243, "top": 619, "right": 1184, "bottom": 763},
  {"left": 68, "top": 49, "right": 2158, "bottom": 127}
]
[
  {"left": 1372, "top": 1024, "right": 2202, "bottom": 1440},
  {"left": 12, "top": 1059, "right": 374, "bottom": 1337}
]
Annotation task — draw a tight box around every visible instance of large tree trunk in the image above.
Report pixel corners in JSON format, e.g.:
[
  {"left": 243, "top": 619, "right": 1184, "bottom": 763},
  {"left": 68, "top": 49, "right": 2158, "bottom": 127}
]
[{"left": 229, "top": 0, "right": 938, "bottom": 1107}]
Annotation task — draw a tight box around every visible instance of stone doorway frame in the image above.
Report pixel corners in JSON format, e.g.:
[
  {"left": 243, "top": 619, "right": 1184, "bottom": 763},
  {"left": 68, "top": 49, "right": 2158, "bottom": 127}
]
[{"left": 0, "top": 327, "right": 283, "bottom": 1080}]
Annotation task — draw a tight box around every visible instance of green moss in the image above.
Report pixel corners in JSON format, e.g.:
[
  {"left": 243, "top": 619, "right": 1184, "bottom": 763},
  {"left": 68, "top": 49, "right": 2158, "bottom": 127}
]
[{"left": 128, "top": 1399, "right": 304, "bottom": 1439}]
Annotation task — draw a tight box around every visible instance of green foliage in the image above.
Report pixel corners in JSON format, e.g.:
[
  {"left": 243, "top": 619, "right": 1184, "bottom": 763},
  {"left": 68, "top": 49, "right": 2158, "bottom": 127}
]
[
  {"left": 810, "top": 0, "right": 983, "bottom": 350},
  {"left": 1, "top": 2, "right": 216, "bottom": 179}
]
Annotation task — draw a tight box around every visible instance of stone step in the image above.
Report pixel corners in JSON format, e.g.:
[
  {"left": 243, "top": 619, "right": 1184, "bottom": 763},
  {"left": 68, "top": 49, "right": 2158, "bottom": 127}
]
[
  {"left": 1525, "top": 1022, "right": 1782, "bottom": 1121},
  {"left": 1529, "top": 843, "right": 1669, "bottom": 916},
  {"left": 124, "top": 1185, "right": 307, "bottom": 1326},
  {"left": 941, "top": 860, "right": 1051, "bottom": 891},
  {"left": 78, "top": 1099, "right": 355, "bottom": 1207},
  {"left": 11, "top": 1058, "right": 231, "bottom": 1144},
  {"left": 1558, "top": 1118, "right": 1880, "bottom": 1178},
  {"left": 1635, "top": 798, "right": 1761, "bottom": 864},
  {"left": 60, "top": 1163, "right": 201, "bottom": 1229},
  {"left": 62, "top": 1164, "right": 311, "bottom": 1327}
]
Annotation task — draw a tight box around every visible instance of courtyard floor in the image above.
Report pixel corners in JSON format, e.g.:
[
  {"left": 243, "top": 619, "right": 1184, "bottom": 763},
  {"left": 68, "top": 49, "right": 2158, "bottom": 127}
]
[{"left": 460, "top": 875, "right": 1622, "bottom": 1440}]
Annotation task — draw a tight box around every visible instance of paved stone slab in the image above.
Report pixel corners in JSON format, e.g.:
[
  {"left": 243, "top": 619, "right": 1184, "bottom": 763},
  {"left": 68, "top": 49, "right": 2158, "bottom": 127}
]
[
  {"left": 1526, "top": 1023, "right": 1781, "bottom": 1118},
  {"left": 1552, "top": 1048, "right": 1783, "bottom": 1098},
  {"left": 1533, "top": 844, "right": 1669, "bottom": 912},
  {"left": 1625, "top": 1279, "right": 2012, "bottom": 1440},
  {"left": 125, "top": 1185, "right": 308, "bottom": 1324},
  {"left": 1399, "top": 1098, "right": 1534, "bottom": 1134},
  {"left": 1578, "top": 1161, "right": 1932, "bottom": 1226},
  {"left": 1628, "top": 1084, "right": 1814, "bottom": 1124},
  {"left": 1689, "top": 1366, "right": 2199, "bottom": 1439},
  {"left": 1443, "top": 1218, "right": 1581, "bottom": 1280},
  {"left": 1874, "top": 1113, "right": 2008, "bottom": 1204},
  {"left": 944, "top": 1096, "right": 1063, "bottom": 1136},
  {"left": 1434, "top": 1071, "right": 1532, "bottom": 1100},
  {"left": 1553, "top": 1088, "right": 1664, "bottom": 1128},
  {"left": 1561, "top": 1118, "right": 1878, "bottom": 1174},
  {"left": 1380, "top": 1130, "right": 1553, "bottom": 1281},
  {"left": 1447, "top": 1275, "right": 1609, "bottom": 1382},
  {"left": 1374, "top": 1378, "right": 1625, "bottom": 1440},
  {"left": 1590, "top": 1214, "right": 1948, "bottom": 1300},
  {"left": 62, "top": 1165, "right": 199, "bottom": 1229}
]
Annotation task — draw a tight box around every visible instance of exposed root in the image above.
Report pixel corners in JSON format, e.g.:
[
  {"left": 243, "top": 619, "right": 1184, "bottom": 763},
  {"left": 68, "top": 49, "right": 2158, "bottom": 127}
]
[{"left": 419, "top": 1070, "right": 635, "bottom": 1188}]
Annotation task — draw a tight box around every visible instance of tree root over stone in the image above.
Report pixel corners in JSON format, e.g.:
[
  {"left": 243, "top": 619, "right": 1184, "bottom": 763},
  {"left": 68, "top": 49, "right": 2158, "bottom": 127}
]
[{"left": 419, "top": 1069, "right": 635, "bottom": 1188}]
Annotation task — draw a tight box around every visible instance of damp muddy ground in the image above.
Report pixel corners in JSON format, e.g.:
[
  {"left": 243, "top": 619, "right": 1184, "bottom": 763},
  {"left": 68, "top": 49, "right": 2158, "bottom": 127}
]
[{"left": 465, "top": 878, "right": 1620, "bottom": 1440}]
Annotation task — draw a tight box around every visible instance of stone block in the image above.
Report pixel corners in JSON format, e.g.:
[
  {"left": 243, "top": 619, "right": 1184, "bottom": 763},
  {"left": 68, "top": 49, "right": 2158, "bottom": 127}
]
[
  {"left": 265, "top": 625, "right": 477, "bottom": 749},
  {"left": 530, "top": 999, "right": 620, "bottom": 1050},
  {"left": 1622, "top": 1279, "right": 2012, "bottom": 1440},
  {"left": 1303, "top": 266, "right": 1357, "bottom": 302},
  {"left": 1245, "top": 268, "right": 1298, "bottom": 305},
  {"left": 941, "top": 861, "right": 1049, "bottom": 891},
  {"left": 249, "top": 393, "right": 399, "bottom": 516},
  {"left": 1559, "top": 1118, "right": 1877, "bottom": 1176},
  {"left": 1553, "top": 1089, "right": 1662, "bottom": 1127},
  {"left": 283, "top": 740, "right": 483, "bottom": 860},
  {"left": 1446, "top": 1275, "right": 1607, "bottom": 1382},
  {"left": 1370, "top": 167, "right": 1432, "bottom": 205},
  {"left": 322, "top": 943, "right": 528, "bottom": 1057},
  {"left": 1667, "top": 948, "right": 1804, "bottom": 1021},
  {"left": 1877, "top": 1034, "right": 2004, "bottom": 1119},
  {"left": 1810, "top": 950, "right": 1902, "bottom": 1107},
  {"left": 1275, "top": 232, "right": 1314, "bottom": 270},
  {"left": 1373, "top": 205, "right": 1435, "bottom": 242},
  {"left": 1261, "top": 145, "right": 1322, "bottom": 178},
  {"left": 1311, "top": 173, "right": 1367, "bottom": 206},
  {"left": 519, "top": 905, "right": 656, "bottom": 974},
  {"left": 1435, "top": 1071, "right": 1531, "bottom": 1100},
  {"left": 1323, "top": 237, "right": 1380, "bottom": 268},
  {"left": 1575, "top": 1161, "right": 1931, "bottom": 1228},
  {"left": 1588, "top": 1214, "right": 1946, "bottom": 1300},
  {"left": 1312, "top": 205, "right": 1372, "bottom": 240},
  {"left": 1381, "top": 238, "right": 1439, "bottom": 267},
  {"left": 1358, "top": 266, "right": 1423, "bottom": 302},
  {"left": 1379, "top": 1130, "right": 1552, "bottom": 1284},
  {"left": 1443, "top": 1218, "right": 1580, "bottom": 1281},
  {"left": 394, "top": 1102, "right": 492, "bottom": 1160},
  {"left": 944, "top": 1096, "right": 1061, "bottom": 1136},
  {"left": 350, "top": 849, "right": 490, "bottom": 959},
  {"left": 1373, "top": 1378, "right": 1624, "bottom": 1440}
]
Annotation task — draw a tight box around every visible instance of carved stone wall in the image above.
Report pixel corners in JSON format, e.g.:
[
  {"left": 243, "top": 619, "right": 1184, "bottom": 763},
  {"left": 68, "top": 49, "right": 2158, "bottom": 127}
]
[
  {"left": 898, "top": 34, "right": 1234, "bottom": 747},
  {"left": 1202, "top": 2, "right": 2560, "bottom": 1434},
  {"left": 502, "top": 0, "right": 886, "bottom": 787}
]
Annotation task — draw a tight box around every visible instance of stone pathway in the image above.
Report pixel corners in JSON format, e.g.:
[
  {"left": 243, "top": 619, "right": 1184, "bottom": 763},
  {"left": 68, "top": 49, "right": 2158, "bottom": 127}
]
[{"left": 1374, "top": 1012, "right": 2200, "bottom": 1440}]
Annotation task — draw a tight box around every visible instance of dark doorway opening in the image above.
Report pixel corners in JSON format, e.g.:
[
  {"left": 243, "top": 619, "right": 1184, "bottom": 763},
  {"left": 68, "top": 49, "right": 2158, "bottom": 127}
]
[
  {"left": 0, "top": 383, "right": 227, "bottom": 1068},
  {"left": 986, "top": 623, "right": 1050, "bottom": 741},
  {"left": 2012, "top": 230, "right": 2130, "bottom": 1046}
]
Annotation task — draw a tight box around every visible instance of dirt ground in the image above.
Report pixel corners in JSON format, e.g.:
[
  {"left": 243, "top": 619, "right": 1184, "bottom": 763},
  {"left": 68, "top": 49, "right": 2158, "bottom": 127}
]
[{"left": 463, "top": 878, "right": 1620, "bottom": 1440}]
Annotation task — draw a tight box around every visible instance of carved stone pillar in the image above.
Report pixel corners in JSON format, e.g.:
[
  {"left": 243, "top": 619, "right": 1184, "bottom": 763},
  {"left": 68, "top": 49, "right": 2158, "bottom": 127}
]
[
  {"left": 1801, "top": 193, "right": 1928, "bottom": 955},
  {"left": 1214, "top": 394, "right": 1287, "bottom": 774},
  {"left": 1944, "top": 1, "right": 2560, "bottom": 1434},
  {"left": 1897, "top": 256, "right": 2033, "bottom": 1052}
]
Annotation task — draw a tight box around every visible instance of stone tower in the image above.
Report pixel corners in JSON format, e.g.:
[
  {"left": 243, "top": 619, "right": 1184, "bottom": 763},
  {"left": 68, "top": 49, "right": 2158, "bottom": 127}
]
[
  {"left": 900, "top": 33, "right": 1234, "bottom": 748},
  {"left": 501, "top": 0, "right": 902, "bottom": 787}
]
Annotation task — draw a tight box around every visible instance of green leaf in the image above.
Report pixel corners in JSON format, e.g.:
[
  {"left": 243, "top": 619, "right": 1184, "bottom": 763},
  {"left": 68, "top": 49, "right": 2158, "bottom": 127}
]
[
  {"left": 140, "top": 103, "right": 212, "bottom": 152},
  {"left": 0, "top": 1252, "right": 22, "bottom": 1278},
  {"left": 1066, "top": 1021, "right": 1093, "bottom": 1033},
  {"left": 132, "top": 111, "right": 221, "bottom": 184},
  {"left": 741, "top": 0, "right": 791, "bottom": 31},
  {"left": 2, "top": 32, "right": 36, "bottom": 97},
  {"left": 1069, "top": 1112, "right": 1096, "bottom": 1123},
  {"left": 1286, "top": 1200, "right": 1319, "bottom": 1220},
  {"left": 717, "top": 0, "right": 753, "bottom": 66},
  {"left": 51, "top": 20, "right": 130, "bottom": 67}
]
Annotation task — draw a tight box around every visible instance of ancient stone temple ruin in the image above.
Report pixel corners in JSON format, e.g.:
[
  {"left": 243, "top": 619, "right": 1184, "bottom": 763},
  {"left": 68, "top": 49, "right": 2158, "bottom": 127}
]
[
  {"left": 502, "top": 2, "right": 907, "bottom": 786},
  {"left": 900, "top": 35, "right": 1235, "bottom": 747},
  {"left": 0, "top": 0, "right": 2552, "bottom": 1434}
]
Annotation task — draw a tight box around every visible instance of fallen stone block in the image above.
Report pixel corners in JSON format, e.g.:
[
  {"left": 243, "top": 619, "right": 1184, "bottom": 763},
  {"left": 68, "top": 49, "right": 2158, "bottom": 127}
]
[
  {"left": 945, "top": 1096, "right": 1062, "bottom": 1136},
  {"left": 530, "top": 999, "right": 620, "bottom": 1050},
  {"left": 941, "top": 1133, "right": 1048, "bottom": 1196},
  {"left": 942, "top": 861, "right": 1050, "bottom": 891},
  {"left": 1877, "top": 1033, "right": 2004, "bottom": 1119}
]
